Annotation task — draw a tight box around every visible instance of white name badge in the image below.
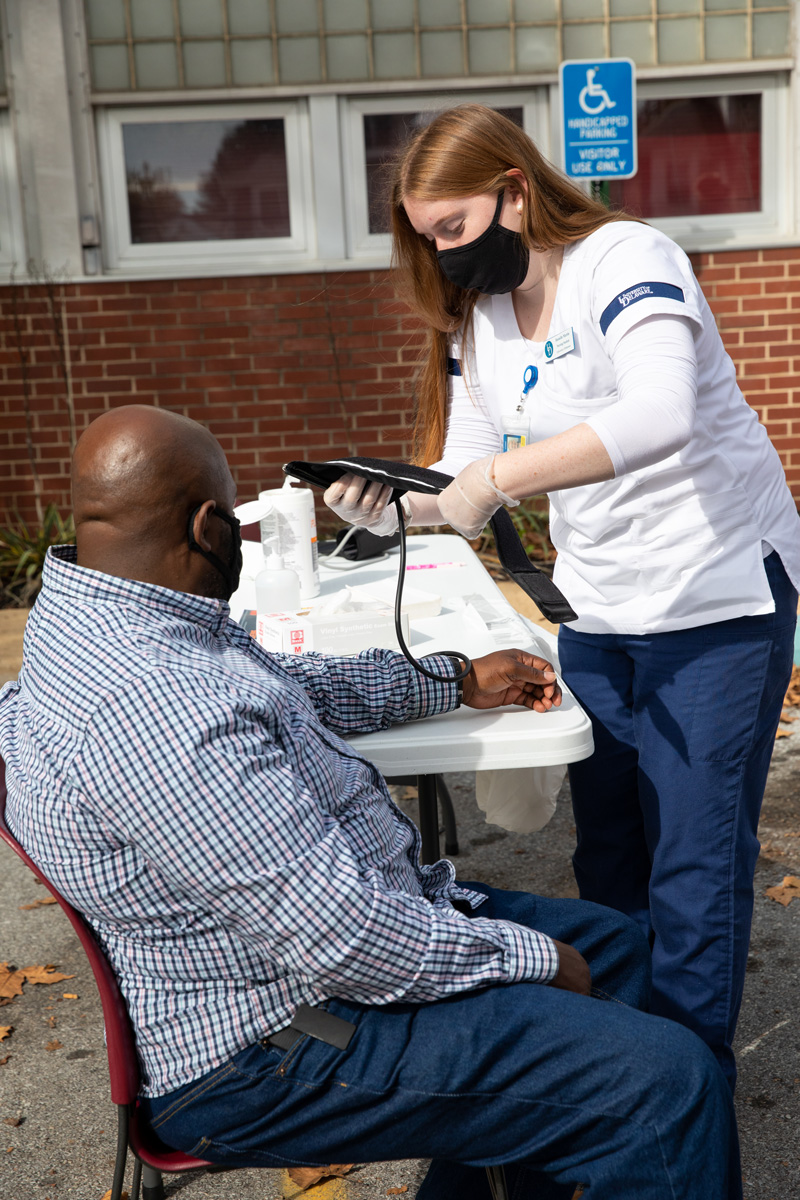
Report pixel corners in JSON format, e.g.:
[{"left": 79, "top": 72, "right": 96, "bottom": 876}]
[{"left": 544, "top": 328, "right": 575, "bottom": 362}]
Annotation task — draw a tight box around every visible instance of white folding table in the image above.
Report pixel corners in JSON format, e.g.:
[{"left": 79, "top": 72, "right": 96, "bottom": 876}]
[{"left": 232, "top": 533, "right": 593, "bottom": 863}]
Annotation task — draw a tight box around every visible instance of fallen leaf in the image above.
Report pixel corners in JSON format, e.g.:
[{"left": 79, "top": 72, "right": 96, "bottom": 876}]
[
  {"left": 0, "top": 1056, "right": 9, "bottom": 1066},
  {"left": 18, "top": 897, "right": 58, "bottom": 910},
  {"left": 62, "top": 993, "right": 78, "bottom": 1000},
  {"left": 100, "top": 1191, "right": 129, "bottom": 1200},
  {"left": 4, "top": 1117, "right": 22, "bottom": 1127},
  {"left": 0, "top": 964, "right": 26, "bottom": 1001},
  {"left": 47, "top": 1016, "right": 57, "bottom": 1028},
  {"left": 0, "top": 998, "right": 14, "bottom": 1007},
  {"left": 775, "top": 728, "right": 793, "bottom": 739},
  {"left": 779, "top": 709, "right": 797, "bottom": 724},
  {"left": 387, "top": 1189, "right": 408, "bottom": 1195},
  {"left": 45, "top": 1040, "right": 63, "bottom": 1052},
  {"left": 765, "top": 876, "right": 800, "bottom": 906},
  {"left": 0, "top": 1027, "right": 12, "bottom": 1042},
  {"left": 22, "top": 966, "right": 75, "bottom": 987},
  {"left": 287, "top": 1164, "right": 353, "bottom": 1189}
]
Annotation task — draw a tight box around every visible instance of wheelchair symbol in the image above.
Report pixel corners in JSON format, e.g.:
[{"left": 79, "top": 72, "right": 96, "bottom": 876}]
[{"left": 579, "top": 68, "right": 616, "bottom": 116}]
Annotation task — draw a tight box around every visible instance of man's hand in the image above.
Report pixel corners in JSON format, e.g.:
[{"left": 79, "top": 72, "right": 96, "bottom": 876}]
[
  {"left": 549, "top": 940, "right": 591, "bottom": 995},
  {"left": 460, "top": 649, "right": 562, "bottom": 713}
]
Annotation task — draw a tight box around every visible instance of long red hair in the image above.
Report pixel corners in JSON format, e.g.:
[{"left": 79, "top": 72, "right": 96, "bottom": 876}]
[{"left": 389, "top": 104, "right": 630, "bottom": 465}]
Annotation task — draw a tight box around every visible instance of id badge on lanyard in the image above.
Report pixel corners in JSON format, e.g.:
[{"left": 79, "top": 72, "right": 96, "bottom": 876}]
[{"left": 502, "top": 365, "right": 538, "bottom": 452}]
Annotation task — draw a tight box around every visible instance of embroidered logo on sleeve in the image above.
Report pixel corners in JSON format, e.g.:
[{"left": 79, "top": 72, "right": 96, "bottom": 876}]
[
  {"left": 599, "top": 281, "right": 685, "bottom": 335},
  {"left": 447, "top": 356, "right": 462, "bottom": 376}
]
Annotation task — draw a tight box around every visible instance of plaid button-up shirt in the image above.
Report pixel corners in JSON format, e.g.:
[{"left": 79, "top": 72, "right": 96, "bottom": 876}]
[{"left": 1, "top": 547, "right": 557, "bottom": 1097}]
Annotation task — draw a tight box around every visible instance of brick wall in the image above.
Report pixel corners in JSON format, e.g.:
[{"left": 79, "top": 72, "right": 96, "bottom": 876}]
[
  {"left": 0, "top": 271, "right": 423, "bottom": 527},
  {"left": 691, "top": 247, "right": 800, "bottom": 496},
  {"left": 1, "top": 249, "right": 799, "bottom": 527}
]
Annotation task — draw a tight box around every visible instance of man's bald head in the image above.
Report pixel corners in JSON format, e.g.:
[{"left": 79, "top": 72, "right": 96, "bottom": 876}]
[{"left": 72, "top": 406, "right": 239, "bottom": 598}]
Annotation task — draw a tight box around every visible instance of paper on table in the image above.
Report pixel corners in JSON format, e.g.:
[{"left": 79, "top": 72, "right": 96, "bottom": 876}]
[
  {"left": 343, "top": 579, "right": 442, "bottom": 619},
  {"left": 455, "top": 593, "right": 534, "bottom": 648}
]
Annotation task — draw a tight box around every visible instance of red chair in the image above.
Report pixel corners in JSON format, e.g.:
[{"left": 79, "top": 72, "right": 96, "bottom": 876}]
[{"left": 0, "top": 758, "right": 510, "bottom": 1200}]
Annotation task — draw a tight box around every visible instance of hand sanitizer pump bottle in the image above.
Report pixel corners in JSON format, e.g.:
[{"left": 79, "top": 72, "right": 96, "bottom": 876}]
[{"left": 255, "top": 538, "right": 302, "bottom": 618}]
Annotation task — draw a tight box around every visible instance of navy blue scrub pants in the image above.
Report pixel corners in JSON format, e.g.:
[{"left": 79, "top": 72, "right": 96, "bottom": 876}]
[
  {"left": 142, "top": 886, "right": 740, "bottom": 1199},
  {"left": 559, "top": 551, "right": 797, "bottom": 1090}
]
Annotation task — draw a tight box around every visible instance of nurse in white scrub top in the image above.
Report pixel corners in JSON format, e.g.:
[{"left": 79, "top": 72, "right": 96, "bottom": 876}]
[{"left": 324, "top": 104, "right": 800, "bottom": 1091}]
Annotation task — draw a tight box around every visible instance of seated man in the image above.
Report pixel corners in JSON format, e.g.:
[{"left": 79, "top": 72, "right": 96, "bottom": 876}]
[{"left": 0, "top": 406, "right": 739, "bottom": 1200}]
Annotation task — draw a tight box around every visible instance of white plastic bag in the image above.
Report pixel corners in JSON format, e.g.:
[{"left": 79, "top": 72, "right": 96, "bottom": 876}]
[{"left": 475, "top": 764, "right": 566, "bottom": 834}]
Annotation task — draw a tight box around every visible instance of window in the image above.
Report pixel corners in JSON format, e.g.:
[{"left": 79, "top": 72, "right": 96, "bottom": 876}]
[
  {"left": 610, "top": 94, "right": 760, "bottom": 220},
  {"left": 601, "top": 73, "right": 789, "bottom": 251},
  {"left": 342, "top": 90, "right": 548, "bottom": 259},
  {"left": 96, "top": 101, "right": 312, "bottom": 272},
  {"left": 124, "top": 118, "right": 291, "bottom": 243},
  {"left": 363, "top": 106, "right": 525, "bottom": 235}
]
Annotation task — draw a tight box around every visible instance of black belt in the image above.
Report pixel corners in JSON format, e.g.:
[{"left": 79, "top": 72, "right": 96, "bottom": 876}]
[{"left": 262, "top": 1003, "right": 356, "bottom": 1053}]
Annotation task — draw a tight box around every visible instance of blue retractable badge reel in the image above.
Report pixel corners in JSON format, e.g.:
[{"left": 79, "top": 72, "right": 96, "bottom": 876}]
[
  {"left": 502, "top": 365, "right": 538, "bottom": 451},
  {"left": 523, "top": 365, "right": 538, "bottom": 396}
]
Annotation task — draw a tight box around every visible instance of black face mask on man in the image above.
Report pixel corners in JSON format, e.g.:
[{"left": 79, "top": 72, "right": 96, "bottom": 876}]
[
  {"left": 435, "top": 190, "right": 530, "bottom": 295},
  {"left": 187, "top": 504, "right": 243, "bottom": 600}
]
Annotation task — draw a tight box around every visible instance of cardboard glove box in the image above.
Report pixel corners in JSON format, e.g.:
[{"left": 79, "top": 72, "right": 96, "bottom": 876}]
[{"left": 257, "top": 607, "right": 410, "bottom": 656}]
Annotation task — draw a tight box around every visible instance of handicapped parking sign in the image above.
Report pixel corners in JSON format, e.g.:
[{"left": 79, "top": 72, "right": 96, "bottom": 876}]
[{"left": 560, "top": 58, "right": 637, "bottom": 182}]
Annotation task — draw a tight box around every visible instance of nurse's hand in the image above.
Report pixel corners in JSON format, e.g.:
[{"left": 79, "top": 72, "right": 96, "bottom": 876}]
[
  {"left": 439, "top": 454, "right": 520, "bottom": 539},
  {"left": 324, "top": 473, "right": 400, "bottom": 537},
  {"left": 462, "top": 649, "right": 562, "bottom": 712}
]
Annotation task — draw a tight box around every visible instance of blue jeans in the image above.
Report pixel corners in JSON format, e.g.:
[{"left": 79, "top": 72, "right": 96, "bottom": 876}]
[
  {"left": 559, "top": 551, "right": 797, "bottom": 1091},
  {"left": 142, "top": 886, "right": 740, "bottom": 1200}
]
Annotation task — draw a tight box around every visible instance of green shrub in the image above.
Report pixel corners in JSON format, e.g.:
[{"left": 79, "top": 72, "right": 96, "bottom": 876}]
[{"left": 0, "top": 505, "right": 75, "bottom": 608}]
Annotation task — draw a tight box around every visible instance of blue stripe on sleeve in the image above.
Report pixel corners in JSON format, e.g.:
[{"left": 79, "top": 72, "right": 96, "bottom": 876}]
[
  {"left": 446, "top": 357, "right": 462, "bottom": 376},
  {"left": 599, "top": 281, "right": 685, "bottom": 336}
]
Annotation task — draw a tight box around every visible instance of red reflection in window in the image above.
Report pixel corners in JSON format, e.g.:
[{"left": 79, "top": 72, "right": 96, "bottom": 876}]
[
  {"left": 364, "top": 108, "right": 524, "bottom": 234},
  {"left": 124, "top": 119, "right": 290, "bottom": 243},
  {"left": 608, "top": 95, "right": 761, "bottom": 218}
]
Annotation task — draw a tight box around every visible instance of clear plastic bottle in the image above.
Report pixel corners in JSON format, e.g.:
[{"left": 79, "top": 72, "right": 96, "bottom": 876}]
[
  {"left": 258, "top": 478, "right": 320, "bottom": 600},
  {"left": 255, "top": 540, "right": 302, "bottom": 616}
]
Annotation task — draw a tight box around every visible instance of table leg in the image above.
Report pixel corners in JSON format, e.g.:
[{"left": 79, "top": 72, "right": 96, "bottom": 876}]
[
  {"left": 417, "top": 774, "right": 440, "bottom": 865},
  {"left": 436, "top": 776, "right": 459, "bottom": 856}
]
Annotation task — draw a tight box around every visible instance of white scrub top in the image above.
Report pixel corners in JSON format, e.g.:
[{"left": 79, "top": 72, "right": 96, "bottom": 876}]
[{"left": 434, "top": 221, "right": 800, "bottom": 635}]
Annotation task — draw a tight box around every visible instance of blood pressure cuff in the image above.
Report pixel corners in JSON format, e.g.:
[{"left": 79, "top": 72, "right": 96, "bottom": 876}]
[{"left": 283, "top": 456, "right": 577, "bottom": 624}]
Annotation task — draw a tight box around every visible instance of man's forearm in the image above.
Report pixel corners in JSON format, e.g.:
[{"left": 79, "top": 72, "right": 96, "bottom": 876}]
[{"left": 269, "top": 649, "right": 459, "bottom": 735}]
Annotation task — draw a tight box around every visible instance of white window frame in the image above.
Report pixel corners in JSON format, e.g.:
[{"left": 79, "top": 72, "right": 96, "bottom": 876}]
[
  {"left": 96, "top": 100, "right": 314, "bottom": 274},
  {"left": 0, "top": 105, "right": 26, "bottom": 273},
  {"left": 340, "top": 88, "right": 551, "bottom": 264},
  {"left": 557, "top": 71, "right": 791, "bottom": 254}
]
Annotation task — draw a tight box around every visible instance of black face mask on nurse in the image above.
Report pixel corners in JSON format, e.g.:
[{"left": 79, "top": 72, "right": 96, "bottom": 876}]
[
  {"left": 435, "top": 190, "right": 530, "bottom": 295},
  {"left": 187, "top": 504, "right": 243, "bottom": 600}
]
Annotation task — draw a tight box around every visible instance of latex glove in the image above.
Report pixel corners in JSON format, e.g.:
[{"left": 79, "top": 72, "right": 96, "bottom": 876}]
[
  {"left": 438, "top": 454, "right": 519, "bottom": 539},
  {"left": 324, "top": 472, "right": 408, "bottom": 537}
]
